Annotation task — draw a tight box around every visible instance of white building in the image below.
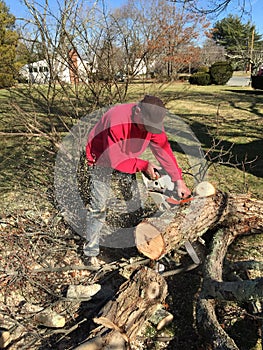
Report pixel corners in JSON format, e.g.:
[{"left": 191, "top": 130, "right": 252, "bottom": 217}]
[
  {"left": 132, "top": 58, "right": 157, "bottom": 77},
  {"left": 20, "top": 59, "right": 50, "bottom": 84},
  {"left": 19, "top": 50, "right": 93, "bottom": 84}
]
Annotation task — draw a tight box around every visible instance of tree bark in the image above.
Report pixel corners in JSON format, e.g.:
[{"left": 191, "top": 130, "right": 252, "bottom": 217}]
[
  {"left": 74, "top": 267, "right": 168, "bottom": 349},
  {"left": 204, "top": 278, "right": 263, "bottom": 301},
  {"left": 196, "top": 227, "right": 240, "bottom": 350},
  {"left": 135, "top": 192, "right": 263, "bottom": 260},
  {"left": 197, "top": 223, "right": 262, "bottom": 350}
]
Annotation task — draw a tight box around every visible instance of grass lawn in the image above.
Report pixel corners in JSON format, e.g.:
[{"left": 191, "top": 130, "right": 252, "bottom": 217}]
[
  {"left": 168, "top": 84, "right": 263, "bottom": 197},
  {"left": 0, "top": 81, "right": 262, "bottom": 212}
]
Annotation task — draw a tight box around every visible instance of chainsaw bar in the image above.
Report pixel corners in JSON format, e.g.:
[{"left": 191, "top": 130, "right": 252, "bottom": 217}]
[
  {"left": 184, "top": 240, "right": 200, "bottom": 265},
  {"left": 165, "top": 196, "right": 194, "bottom": 205}
]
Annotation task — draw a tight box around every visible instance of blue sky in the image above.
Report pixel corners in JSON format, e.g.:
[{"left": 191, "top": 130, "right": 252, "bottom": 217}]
[{"left": 5, "top": 0, "right": 263, "bottom": 35}]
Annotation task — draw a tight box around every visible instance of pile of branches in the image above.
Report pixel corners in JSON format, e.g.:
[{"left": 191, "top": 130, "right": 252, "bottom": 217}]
[{"left": 0, "top": 208, "right": 95, "bottom": 349}]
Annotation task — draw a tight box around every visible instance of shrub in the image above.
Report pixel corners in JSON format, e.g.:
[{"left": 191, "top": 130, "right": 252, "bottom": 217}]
[
  {"left": 197, "top": 66, "right": 210, "bottom": 73},
  {"left": 209, "top": 61, "right": 233, "bottom": 85},
  {"left": 0, "top": 73, "right": 14, "bottom": 88},
  {"left": 189, "top": 72, "right": 211, "bottom": 85}
]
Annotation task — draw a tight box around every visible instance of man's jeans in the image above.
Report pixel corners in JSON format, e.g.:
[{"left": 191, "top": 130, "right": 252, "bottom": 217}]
[{"left": 84, "top": 167, "right": 141, "bottom": 257}]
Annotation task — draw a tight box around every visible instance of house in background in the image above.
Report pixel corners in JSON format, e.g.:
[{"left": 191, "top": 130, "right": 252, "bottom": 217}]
[
  {"left": 19, "top": 49, "right": 156, "bottom": 84},
  {"left": 132, "top": 58, "right": 156, "bottom": 77},
  {"left": 20, "top": 59, "right": 50, "bottom": 84},
  {"left": 19, "top": 50, "right": 93, "bottom": 84}
]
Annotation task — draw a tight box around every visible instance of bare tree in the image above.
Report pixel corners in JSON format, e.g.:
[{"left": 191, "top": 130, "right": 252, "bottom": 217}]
[
  {"left": 200, "top": 38, "right": 226, "bottom": 66},
  {"left": 169, "top": 0, "right": 251, "bottom": 16}
]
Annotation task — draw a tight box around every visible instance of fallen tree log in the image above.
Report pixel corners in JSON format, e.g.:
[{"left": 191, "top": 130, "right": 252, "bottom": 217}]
[
  {"left": 135, "top": 192, "right": 263, "bottom": 260},
  {"left": 74, "top": 267, "right": 168, "bottom": 349},
  {"left": 196, "top": 227, "right": 241, "bottom": 350},
  {"left": 197, "top": 224, "right": 262, "bottom": 350}
]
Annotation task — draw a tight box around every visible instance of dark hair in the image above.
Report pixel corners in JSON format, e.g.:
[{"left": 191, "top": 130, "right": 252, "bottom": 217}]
[{"left": 140, "top": 95, "right": 165, "bottom": 108}]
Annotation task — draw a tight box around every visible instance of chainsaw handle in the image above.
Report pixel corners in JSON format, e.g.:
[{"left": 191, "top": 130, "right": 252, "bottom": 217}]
[
  {"left": 142, "top": 168, "right": 161, "bottom": 180},
  {"left": 153, "top": 168, "right": 161, "bottom": 179}
]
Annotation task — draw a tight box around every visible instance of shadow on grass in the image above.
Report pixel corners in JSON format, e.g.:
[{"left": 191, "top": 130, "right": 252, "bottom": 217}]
[
  {"left": 168, "top": 120, "right": 263, "bottom": 178},
  {"left": 226, "top": 88, "right": 263, "bottom": 97},
  {"left": 0, "top": 136, "right": 55, "bottom": 197},
  {"left": 163, "top": 87, "right": 263, "bottom": 179}
]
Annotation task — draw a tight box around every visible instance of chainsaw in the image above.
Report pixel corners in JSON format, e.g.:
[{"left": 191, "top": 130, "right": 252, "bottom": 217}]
[
  {"left": 142, "top": 169, "right": 194, "bottom": 210},
  {"left": 141, "top": 169, "right": 200, "bottom": 266}
]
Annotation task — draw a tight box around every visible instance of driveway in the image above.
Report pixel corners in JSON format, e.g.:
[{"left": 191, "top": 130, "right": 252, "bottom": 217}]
[{"left": 226, "top": 76, "right": 251, "bottom": 87}]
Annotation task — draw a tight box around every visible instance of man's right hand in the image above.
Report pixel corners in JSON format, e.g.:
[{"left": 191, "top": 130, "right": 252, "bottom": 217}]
[
  {"left": 174, "top": 179, "right": 192, "bottom": 199},
  {"left": 144, "top": 162, "right": 161, "bottom": 180}
]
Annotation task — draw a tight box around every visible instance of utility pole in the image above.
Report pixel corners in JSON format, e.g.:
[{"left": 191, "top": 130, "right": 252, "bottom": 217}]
[{"left": 249, "top": 27, "right": 255, "bottom": 74}]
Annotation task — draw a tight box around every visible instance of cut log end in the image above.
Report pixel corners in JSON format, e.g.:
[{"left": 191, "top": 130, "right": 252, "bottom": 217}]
[
  {"left": 157, "top": 313, "right": 174, "bottom": 331},
  {"left": 135, "top": 222, "right": 165, "bottom": 260},
  {"left": 194, "top": 181, "right": 216, "bottom": 197},
  {"left": 146, "top": 282, "right": 160, "bottom": 299}
]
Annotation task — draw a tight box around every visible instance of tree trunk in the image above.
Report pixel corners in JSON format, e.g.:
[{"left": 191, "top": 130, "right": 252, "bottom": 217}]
[
  {"left": 74, "top": 267, "right": 168, "bottom": 349},
  {"left": 135, "top": 192, "right": 263, "bottom": 260}
]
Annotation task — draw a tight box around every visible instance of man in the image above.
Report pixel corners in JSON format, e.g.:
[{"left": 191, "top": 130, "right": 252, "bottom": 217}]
[{"left": 85, "top": 95, "right": 191, "bottom": 264}]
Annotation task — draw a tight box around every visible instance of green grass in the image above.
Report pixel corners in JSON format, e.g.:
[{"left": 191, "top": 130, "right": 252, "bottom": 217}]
[
  {"left": 0, "top": 81, "right": 262, "bottom": 212},
  {"left": 127, "top": 82, "right": 263, "bottom": 197}
]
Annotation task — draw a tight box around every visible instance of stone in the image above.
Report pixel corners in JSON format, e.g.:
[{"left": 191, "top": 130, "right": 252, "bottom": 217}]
[
  {"left": 66, "top": 284, "right": 101, "bottom": 300},
  {"left": 0, "top": 330, "right": 11, "bottom": 349},
  {"left": 149, "top": 304, "right": 174, "bottom": 330},
  {"left": 34, "top": 310, "right": 65, "bottom": 328}
]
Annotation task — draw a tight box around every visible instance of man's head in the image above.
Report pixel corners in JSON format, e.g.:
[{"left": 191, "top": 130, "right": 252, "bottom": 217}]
[{"left": 138, "top": 95, "right": 166, "bottom": 134}]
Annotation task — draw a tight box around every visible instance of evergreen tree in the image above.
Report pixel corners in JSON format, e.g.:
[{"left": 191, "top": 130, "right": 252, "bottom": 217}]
[
  {"left": 0, "top": 0, "right": 18, "bottom": 87},
  {"left": 212, "top": 15, "right": 262, "bottom": 54}
]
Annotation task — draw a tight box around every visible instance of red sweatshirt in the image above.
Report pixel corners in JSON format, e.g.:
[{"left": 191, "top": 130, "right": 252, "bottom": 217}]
[{"left": 86, "top": 103, "right": 182, "bottom": 181}]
